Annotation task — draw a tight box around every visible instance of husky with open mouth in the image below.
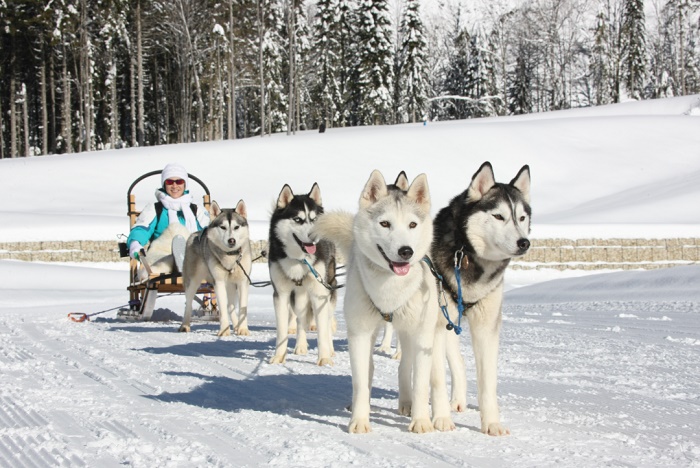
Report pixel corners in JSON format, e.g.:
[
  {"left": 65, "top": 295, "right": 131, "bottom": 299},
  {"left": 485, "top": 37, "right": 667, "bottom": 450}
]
[
  {"left": 314, "top": 170, "right": 453, "bottom": 434},
  {"left": 268, "top": 183, "right": 338, "bottom": 366}
]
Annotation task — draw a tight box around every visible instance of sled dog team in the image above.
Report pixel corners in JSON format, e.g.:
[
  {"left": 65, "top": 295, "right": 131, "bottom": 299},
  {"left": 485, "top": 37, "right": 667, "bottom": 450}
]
[{"left": 170, "top": 161, "right": 532, "bottom": 435}]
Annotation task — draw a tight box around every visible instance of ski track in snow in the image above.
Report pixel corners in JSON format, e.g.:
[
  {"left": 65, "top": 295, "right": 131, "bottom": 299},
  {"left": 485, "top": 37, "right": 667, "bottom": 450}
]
[{"left": 1, "top": 274, "right": 699, "bottom": 467}]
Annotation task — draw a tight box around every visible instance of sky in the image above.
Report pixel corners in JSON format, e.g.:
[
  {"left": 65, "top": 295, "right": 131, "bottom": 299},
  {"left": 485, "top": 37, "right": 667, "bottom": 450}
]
[{"left": 0, "top": 95, "right": 699, "bottom": 467}]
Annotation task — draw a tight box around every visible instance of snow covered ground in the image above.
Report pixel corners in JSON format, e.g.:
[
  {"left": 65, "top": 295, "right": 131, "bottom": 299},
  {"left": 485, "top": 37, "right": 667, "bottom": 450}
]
[{"left": 1, "top": 95, "right": 699, "bottom": 467}]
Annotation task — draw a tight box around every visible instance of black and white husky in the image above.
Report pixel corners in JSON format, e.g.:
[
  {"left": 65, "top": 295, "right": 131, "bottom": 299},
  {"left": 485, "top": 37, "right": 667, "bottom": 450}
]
[
  {"left": 314, "top": 170, "right": 453, "bottom": 434},
  {"left": 431, "top": 161, "right": 531, "bottom": 436},
  {"left": 268, "top": 183, "right": 338, "bottom": 366}
]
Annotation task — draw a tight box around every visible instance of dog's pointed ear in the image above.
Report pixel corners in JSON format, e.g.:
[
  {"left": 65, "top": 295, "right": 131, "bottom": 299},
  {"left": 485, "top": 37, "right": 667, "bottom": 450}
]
[
  {"left": 235, "top": 199, "right": 248, "bottom": 219},
  {"left": 277, "top": 184, "right": 294, "bottom": 209},
  {"left": 467, "top": 162, "right": 496, "bottom": 201},
  {"left": 309, "top": 183, "right": 322, "bottom": 206},
  {"left": 210, "top": 201, "right": 222, "bottom": 217},
  {"left": 394, "top": 171, "right": 409, "bottom": 191},
  {"left": 360, "top": 170, "right": 388, "bottom": 208},
  {"left": 510, "top": 165, "right": 531, "bottom": 204},
  {"left": 407, "top": 173, "right": 430, "bottom": 208}
]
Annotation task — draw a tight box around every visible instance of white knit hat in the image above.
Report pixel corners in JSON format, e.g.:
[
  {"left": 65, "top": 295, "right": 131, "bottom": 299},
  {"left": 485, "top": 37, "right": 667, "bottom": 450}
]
[{"left": 161, "top": 163, "right": 189, "bottom": 188}]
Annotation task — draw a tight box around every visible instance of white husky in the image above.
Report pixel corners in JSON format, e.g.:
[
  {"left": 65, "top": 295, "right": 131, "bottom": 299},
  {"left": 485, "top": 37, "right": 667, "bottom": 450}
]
[
  {"left": 178, "top": 201, "right": 253, "bottom": 337},
  {"left": 314, "top": 170, "right": 453, "bottom": 434}
]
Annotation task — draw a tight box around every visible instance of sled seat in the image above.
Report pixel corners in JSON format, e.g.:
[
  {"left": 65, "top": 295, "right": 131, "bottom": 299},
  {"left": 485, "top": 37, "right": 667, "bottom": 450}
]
[{"left": 121, "top": 170, "right": 217, "bottom": 321}]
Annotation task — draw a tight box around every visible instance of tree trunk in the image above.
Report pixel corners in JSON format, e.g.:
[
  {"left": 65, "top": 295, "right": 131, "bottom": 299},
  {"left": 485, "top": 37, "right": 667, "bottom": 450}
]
[
  {"left": 80, "top": 0, "right": 92, "bottom": 152},
  {"left": 258, "top": 0, "right": 265, "bottom": 137},
  {"left": 287, "top": 0, "right": 294, "bottom": 135},
  {"left": 10, "top": 63, "right": 17, "bottom": 158},
  {"left": 49, "top": 52, "right": 57, "bottom": 154},
  {"left": 0, "top": 74, "right": 4, "bottom": 158},
  {"left": 41, "top": 50, "right": 48, "bottom": 155},
  {"left": 678, "top": 1, "right": 686, "bottom": 96},
  {"left": 229, "top": 0, "right": 237, "bottom": 140},
  {"left": 154, "top": 55, "right": 161, "bottom": 145},
  {"left": 22, "top": 83, "right": 30, "bottom": 156},
  {"left": 110, "top": 47, "right": 118, "bottom": 148},
  {"left": 130, "top": 56, "right": 137, "bottom": 146},
  {"left": 62, "top": 49, "right": 73, "bottom": 154},
  {"left": 137, "top": 0, "right": 145, "bottom": 146}
]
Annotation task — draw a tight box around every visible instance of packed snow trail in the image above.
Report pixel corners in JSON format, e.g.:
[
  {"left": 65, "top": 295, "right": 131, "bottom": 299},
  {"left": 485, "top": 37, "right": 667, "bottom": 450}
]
[{"left": 0, "top": 261, "right": 699, "bottom": 467}]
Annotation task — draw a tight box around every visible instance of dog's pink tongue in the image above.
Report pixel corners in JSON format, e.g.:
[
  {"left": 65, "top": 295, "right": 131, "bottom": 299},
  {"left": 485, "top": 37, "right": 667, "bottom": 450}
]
[
  {"left": 392, "top": 262, "right": 410, "bottom": 276},
  {"left": 303, "top": 243, "right": 317, "bottom": 255}
]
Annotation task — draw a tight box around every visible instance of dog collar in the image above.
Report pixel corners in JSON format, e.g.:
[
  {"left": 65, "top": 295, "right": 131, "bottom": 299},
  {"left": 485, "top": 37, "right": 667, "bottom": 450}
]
[{"left": 225, "top": 249, "right": 241, "bottom": 256}]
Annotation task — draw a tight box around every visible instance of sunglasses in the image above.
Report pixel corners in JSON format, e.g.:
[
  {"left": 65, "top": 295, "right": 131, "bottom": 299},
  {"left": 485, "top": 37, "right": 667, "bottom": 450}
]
[{"left": 164, "top": 178, "right": 185, "bottom": 186}]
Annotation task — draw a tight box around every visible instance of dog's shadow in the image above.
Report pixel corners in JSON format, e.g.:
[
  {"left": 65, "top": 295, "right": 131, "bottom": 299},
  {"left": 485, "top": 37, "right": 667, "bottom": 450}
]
[{"left": 146, "top": 371, "right": 398, "bottom": 429}]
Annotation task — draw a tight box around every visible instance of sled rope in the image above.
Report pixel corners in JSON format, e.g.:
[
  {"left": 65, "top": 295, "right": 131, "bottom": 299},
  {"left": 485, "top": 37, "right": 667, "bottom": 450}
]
[
  {"left": 68, "top": 303, "right": 132, "bottom": 322},
  {"left": 236, "top": 258, "right": 272, "bottom": 288},
  {"left": 302, "top": 258, "right": 344, "bottom": 291}
]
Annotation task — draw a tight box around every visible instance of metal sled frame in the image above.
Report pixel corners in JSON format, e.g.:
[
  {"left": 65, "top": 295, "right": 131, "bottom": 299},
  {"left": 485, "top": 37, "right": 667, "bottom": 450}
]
[{"left": 124, "top": 170, "right": 217, "bottom": 321}]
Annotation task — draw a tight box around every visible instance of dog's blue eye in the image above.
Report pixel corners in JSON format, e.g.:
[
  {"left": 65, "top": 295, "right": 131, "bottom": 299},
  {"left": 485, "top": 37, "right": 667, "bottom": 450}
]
[
  {"left": 294, "top": 217, "right": 303, "bottom": 224},
  {"left": 493, "top": 214, "right": 505, "bottom": 221},
  {"left": 380, "top": 221, "right": 390, "bottom": 228}
]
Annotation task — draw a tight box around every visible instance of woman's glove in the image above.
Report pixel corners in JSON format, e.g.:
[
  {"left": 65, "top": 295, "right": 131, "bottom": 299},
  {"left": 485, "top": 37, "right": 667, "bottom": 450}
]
[{"left": 129, "top": 241, "right": 143, "bottom": 260}]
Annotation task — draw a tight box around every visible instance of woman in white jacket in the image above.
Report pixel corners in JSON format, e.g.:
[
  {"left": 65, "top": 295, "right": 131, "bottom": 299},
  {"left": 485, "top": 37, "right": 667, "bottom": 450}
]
[{"left": 127, "top": 163, "right": 210, "bottom": 280}]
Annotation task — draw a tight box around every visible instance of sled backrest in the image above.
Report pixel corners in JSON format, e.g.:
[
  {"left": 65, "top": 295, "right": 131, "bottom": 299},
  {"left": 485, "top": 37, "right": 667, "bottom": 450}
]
[{"left": 127, "top": 170, "right": 211, "bottom": 228}]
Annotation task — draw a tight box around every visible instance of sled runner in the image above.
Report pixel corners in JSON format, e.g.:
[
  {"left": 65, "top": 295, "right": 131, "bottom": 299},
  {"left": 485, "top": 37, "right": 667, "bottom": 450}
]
[{"left": 120, "top": 170, "right": 218, "bottom": 321}]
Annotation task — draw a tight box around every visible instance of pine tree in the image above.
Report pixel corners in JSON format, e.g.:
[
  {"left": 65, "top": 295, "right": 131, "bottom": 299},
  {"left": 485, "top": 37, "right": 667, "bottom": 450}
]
[
  {"left": 591, "top": 6, "right": 612, "bottom": 105},
  {"left": 442, "top": 16, "right": 470, "bottom": 120},
  {"left": 509, "top": 40, "right": 534, "bottom": 115},
  {"left": 621, "top": 0, "right": 647, "bottom": 99},
  {"left": 311, "top": 0, "right": 342, "bottom": 128},
  {"left": 465, "top": 27, "right": 495, "bottom": 117},
  {"left": 260, "top": 0, "right": 286, "bottom": 134},
  {"left": 337, "top": 0, "right": 359, "bottom": 126},
  {"left": 399, "top": 0, "right": 428, "bottom": 123},
  {"left": 355, "top": 0, "right": 394, "bottom": 125},
  {"left": 291, "top": 0, "right": 311, "bottom": 131}
]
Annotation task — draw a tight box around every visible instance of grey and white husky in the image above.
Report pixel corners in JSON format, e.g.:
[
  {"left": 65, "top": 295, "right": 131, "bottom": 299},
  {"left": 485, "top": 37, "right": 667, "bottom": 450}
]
[
  {"left": 314, "top": 170, "right": 454, "bottom": 434},
  {"left": 268, "top": 183, "right": 338, "bottom": 366},
  {"left": 431, "top": 161, "right": 531, "bottom": 436},
  {"left": 179, "top": 200, "right": 253, "bottom": 337}
]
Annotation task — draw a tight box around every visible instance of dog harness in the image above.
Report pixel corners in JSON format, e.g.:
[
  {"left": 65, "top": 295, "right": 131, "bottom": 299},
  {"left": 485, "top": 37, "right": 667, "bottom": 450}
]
[
  {"left": 423, "top": 249, "right": 478, "bottom": 336},
  {"left": 300, "top": 258, "right": 342, "bottom": 291}
]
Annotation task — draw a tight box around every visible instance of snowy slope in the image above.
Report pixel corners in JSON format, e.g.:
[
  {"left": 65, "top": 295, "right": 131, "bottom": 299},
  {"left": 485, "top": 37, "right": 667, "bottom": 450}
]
[{"left": 0, "top": 96, "right": 699, "bottom": 467}]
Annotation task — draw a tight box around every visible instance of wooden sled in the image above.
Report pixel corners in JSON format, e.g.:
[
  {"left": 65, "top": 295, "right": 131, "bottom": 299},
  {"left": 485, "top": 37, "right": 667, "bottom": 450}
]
[{"left": 120, "top": 170, "right": 218, "bottom": 321}]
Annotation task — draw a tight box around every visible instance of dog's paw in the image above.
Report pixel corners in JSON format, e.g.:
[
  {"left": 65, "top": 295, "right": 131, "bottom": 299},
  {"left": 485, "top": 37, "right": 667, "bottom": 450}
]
[
  {"left": 317, "top": 357, "right": 334, "bottom": 366},
  {"left": 391, "top": 350, "right": 402, "bottom": 360},
  {"left": 398, "top": 401, "right": 412, "bottom": 416},
  {"left": 433, "top": 416, "right": 455, "bottom": 432},
  {"left": 375, "top": 345, "right": 392, "bottom": 355},
  {"left": 178, "top": 324, "right": 190, "bottom": 333},
  {"left": 309, "top": 324, "right": 317, "bottom": 332},
  {"left": 408, "top": 418, "right": 434, "bottom": 434},
  {"left": 451, "top": 399, "right": 467, "bottom": 412},
  {"left": 217, "top": 328, "right": 231, "bottom": 337},
  {"left": 483, "top": 422, "right": 510, "bottom": 436},
  {"left": 348, "top": 418, "right": 371, "bottom": 434},
  {"left": 294, "top": 344, "right": 308, "bottom": 355},
  {"left": 288, "top": 327, "right": 297, "bottom": 335},
  {"left": 235, "top": 327, "right": 250, "bottom": 336},
  {"left": 269, "top": 355, "right": 286, "bottom": 364}
]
